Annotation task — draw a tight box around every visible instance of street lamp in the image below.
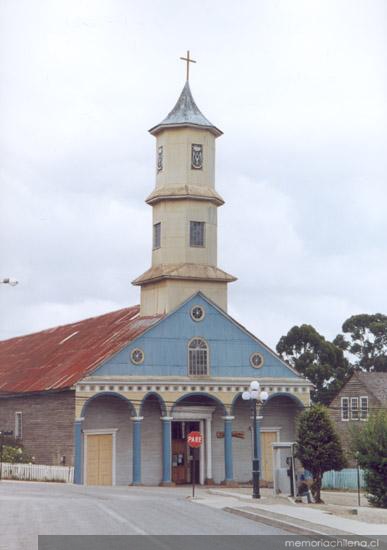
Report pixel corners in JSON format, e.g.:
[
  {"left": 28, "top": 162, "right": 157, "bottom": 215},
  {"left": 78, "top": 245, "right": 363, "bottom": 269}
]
[
  {"left": 242, "top": 380, "right": 269, "bottom": 499},
  {"left": 0, "top": 278, "right": 18, "bottom": 286}
]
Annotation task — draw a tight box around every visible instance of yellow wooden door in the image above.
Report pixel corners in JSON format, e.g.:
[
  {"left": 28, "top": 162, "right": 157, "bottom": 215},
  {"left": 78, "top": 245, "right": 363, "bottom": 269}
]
[
  {"left": 86, "top": 434, "right": 113, "bottom": 485},
  {"left": 261, "top": 432, "right": 277, "bottom": 482}
]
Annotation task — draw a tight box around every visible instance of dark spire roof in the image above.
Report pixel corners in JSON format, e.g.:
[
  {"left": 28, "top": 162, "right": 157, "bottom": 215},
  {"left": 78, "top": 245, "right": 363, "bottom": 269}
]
[{"left": 149, "top": 81, "right": 222, "bottom": 137}]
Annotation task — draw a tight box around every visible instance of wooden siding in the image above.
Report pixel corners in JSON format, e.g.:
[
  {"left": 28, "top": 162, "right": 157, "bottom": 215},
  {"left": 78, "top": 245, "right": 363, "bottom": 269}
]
[
  {"left": 328, "top": 374, "right": 381, "bottom": 465},
  {"left": 83, "top": 395, "right": 132, "bottom": 485},
  {"left": 142, "top": 398, "right": 163, "bottom": 485},
  {"left": 0, "top": 391, "right": 75, "bottom": 466},
  {"left": 94, "top": 294, "right": 300, "bottom": 380}
]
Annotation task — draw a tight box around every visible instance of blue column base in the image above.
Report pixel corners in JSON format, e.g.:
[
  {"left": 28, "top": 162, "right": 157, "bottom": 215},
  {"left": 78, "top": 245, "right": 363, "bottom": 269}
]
[
  {"left": 132, "top": 417, "right": 143, "bottom": 485},
  {"left": 73, "top": 419, "right": 83, "bottom": 484},
  {"left": 161, "top": 416, "right": 173, "bottom": 484}
]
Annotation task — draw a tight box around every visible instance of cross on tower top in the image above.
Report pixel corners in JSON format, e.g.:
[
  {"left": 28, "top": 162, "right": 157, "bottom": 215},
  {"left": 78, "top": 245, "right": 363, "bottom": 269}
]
[{"left": 180, "top": 50, "right": 196, "bottom": 81}]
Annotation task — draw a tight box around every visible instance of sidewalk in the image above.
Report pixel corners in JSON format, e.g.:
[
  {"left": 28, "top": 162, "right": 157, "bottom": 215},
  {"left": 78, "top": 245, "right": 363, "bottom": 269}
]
[{"left": 194, "top": 488, "right": 387, "bottom": 536}]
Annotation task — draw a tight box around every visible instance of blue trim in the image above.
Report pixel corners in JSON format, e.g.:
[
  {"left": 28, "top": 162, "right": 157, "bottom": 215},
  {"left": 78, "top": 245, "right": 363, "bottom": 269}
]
[
  {"left": 161, "top": 418, "right": 172, "bottom": 483},
  {"left": 172, "top": 392, "right": 227, "bottom": 415},
  {"left": 80, "top": 391, "right": 137, "bottom": 418},
  {"left": 140, "top": 392, "right": 167, "bottom": 416},
  {"left": 92, "top": 293, "right": 302, "bottom": 380},
  {"left": 73, "top": 420, "right": 83, "bottom": 484},
  {"left": 132, "top": 419, "right": 142, "bottom": 485},
  {"left": 224, "top": 418, "right": 234, "bottom": 481}
]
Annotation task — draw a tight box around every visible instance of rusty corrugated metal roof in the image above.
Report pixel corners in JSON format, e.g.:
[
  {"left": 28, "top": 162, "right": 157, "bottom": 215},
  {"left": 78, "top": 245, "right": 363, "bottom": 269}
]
[{"left": 0, "top": 306, "right": 163, "bottom": 395}]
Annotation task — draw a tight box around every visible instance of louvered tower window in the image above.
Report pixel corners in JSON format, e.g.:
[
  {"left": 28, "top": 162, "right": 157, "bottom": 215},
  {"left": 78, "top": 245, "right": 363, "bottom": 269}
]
[
  {"left": 153, "top": 223, "right": 161, "bottom": 249},
  {"left": 190, "top": 221, "right": 205, "bottom": 247}
]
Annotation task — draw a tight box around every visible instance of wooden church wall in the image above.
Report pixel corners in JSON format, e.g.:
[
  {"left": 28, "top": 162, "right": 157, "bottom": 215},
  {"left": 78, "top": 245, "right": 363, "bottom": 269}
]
[{"left": 93, "top": 295, "right": 300, "bottom": 380}]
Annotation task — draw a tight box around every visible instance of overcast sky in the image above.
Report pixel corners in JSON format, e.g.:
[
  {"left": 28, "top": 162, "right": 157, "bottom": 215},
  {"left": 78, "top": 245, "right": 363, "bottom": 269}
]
[{"left": 0, "top": 0, "right": 386, "bottom": 349}]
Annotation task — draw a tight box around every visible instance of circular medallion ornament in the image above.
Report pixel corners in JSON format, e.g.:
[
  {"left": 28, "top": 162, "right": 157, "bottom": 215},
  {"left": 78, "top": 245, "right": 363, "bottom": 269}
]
[
  {"left": 131, "top": 348, "right": 144, "bottom": 365},
  {"left": 250, "top": 352, "right": 264, "bottom": 369},
  {"left": 190, "top": 305, "right": 205, "bottom": 322}
]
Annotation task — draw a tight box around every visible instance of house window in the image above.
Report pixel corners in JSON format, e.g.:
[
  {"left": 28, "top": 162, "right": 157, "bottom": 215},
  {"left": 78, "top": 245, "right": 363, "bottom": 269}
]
[
  {"left": 351, "top": 397, "right": 359, "bottom": 420},
  {"left": 190, "top": 221, "right": 205, "bottom": 247},
  {"left": 341, "top": 397, "right": 349, "bottom": 421},
  {"left": 153, "top": 223, "right": 161, "bottom": 249},
  {"left": 15, "top": 412, "right": 22, "bottom": 439},
  {"left": 188, "top": 338, "right": 209, "bottom": 376},
  {"left": 360, "top": 396, "right": 368, "bottom": 420}
]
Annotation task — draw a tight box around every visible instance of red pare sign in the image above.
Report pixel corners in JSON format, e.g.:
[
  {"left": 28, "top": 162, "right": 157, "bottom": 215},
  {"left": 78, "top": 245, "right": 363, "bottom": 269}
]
[{"left": 187, "top": 431, "right": 203, "bottom": 448}]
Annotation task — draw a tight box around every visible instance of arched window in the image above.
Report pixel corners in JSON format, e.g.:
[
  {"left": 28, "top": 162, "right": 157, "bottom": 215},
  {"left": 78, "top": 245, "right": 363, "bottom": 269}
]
[{"left": 188, "top": 338, "right": 209, "bottom": 376}]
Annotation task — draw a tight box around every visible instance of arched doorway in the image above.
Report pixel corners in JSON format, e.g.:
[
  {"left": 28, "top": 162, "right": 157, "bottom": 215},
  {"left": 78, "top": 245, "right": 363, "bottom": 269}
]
[
  {"left": 82, "top": 393, "right": 135, "bottom": 486},
  {"left": 171, "top": 393, "right": 226, "bottom": 485},
  {"left": 140, "top": 393, "right": 166, "bottom": 485},
  {"left": 260, "top": 393, "right": 304, "bottom": 485}
]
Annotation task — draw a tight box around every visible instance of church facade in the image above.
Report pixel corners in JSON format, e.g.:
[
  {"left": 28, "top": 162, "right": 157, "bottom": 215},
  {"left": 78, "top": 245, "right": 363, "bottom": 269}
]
[{"left": 0, "top": 73, "right": 312, "bottom": 487}]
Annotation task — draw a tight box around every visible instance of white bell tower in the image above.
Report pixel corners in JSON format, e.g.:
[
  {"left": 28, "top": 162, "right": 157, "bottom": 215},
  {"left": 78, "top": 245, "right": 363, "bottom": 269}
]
[{"left": 133, "top": 52, "right": 236, "bottom": 315}]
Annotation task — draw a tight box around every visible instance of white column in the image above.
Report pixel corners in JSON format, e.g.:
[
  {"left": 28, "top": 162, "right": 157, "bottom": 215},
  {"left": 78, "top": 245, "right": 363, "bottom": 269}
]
[
  {"left": 199, "top": 420, "right": 205, "bottom": 485},
  {"left": 205, "top": 417, "right": 212, "bottom": 481}
]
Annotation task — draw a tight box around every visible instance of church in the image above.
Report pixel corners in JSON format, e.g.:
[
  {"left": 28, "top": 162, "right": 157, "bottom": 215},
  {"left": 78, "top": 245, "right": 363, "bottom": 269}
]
[{"left": 0, "top": 56, "right": 312, "bottom": 487}]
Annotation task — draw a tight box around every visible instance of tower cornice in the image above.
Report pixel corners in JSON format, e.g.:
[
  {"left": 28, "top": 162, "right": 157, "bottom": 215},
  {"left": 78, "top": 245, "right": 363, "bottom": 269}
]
[
  {"left": 132, "top": 264, "right": 237, "bottom": 287},
  {"left": 145, "top": 184, "right": 225, "bottom": 207}
]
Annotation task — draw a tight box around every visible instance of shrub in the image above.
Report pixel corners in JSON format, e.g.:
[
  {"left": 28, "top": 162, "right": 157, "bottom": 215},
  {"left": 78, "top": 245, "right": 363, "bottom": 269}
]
[
  {"left": 351, "top": 410, "right": 387, "bottom": 508},
  {"left": 296, "top": 404, "right": 347, "bottom": 503},
  {"left": 1, "top": 445, "right": 32, "bottom": 464}
]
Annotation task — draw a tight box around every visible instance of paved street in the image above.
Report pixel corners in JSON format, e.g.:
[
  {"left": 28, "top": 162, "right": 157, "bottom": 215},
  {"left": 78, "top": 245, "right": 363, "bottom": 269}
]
[{"left": 0, "top": 481, "right": 286, "bottom": 550}]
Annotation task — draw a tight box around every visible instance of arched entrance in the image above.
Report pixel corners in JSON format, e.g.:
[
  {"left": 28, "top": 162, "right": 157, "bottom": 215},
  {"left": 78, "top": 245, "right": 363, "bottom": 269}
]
[
  {"left": 171, "top": 393, "right": 227, "bottom": 485},
  {"left": 82, "top": 392, "right": 135, "bottom": 486},
  {"left": 140, "top": 393, "right": 166, "bottom": 485},
  {"left": 260, "top": 393, "right": 304, "bottom": 485},
  {"left": 230, "top": 391, "right": 304, "bottom": 486}
]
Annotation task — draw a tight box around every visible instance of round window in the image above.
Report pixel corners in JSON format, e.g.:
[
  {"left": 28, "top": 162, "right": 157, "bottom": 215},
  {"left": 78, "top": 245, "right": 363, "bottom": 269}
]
[
  {"left": 190, "top": 305, "right": 205, "bottom": 322},
  {"left": 250, "top": 352, "right": 264, "bottom": 369},
  {"left": 131, "top": 348, "right": 144, "bottom": 365}
]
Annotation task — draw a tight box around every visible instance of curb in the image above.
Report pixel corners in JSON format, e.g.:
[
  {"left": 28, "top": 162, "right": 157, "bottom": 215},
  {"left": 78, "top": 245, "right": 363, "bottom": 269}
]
[
  {"left": 223, "top": 507, "right": 352, "bottom": 536},
  {"left": 208, "top": 488, "right": 281, "bottom": 503}
]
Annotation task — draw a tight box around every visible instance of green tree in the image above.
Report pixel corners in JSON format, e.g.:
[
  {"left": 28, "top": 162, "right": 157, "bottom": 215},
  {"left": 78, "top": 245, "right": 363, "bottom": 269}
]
[
  {"left": 334, "top": 313, "right": 387, "bottom": 372},
  {"left": 351, "top": 411, "right": 387, "bottom": 508},
  {"left": 276, "top": 324, "right": 352, "bottom": 404},
  {"left": 296, "top": 404, "right": 347, "bottom": 503}
]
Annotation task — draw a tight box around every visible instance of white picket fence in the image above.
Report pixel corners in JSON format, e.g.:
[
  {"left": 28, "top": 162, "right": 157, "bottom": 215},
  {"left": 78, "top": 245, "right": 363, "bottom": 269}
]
[{"left": 0, "top": 463, "right": 74, "bottom": 483}]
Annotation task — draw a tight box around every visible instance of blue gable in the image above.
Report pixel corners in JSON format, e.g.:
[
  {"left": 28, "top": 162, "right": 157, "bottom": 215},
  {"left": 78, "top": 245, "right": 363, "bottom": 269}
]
[{"left": 92, "top": 293, "right": 300, "bottom": 379}]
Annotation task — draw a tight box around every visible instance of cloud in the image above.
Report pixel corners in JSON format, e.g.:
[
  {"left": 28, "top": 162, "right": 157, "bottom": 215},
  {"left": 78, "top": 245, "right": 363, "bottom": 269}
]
[{"left": 0, "top": 0, "right": 386, "bottom": 347}]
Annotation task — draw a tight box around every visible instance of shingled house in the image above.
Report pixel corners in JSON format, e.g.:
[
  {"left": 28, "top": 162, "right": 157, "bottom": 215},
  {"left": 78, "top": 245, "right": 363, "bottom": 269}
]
[{"left": 329, "top": 371, "right": 387, "bottom": 464}]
